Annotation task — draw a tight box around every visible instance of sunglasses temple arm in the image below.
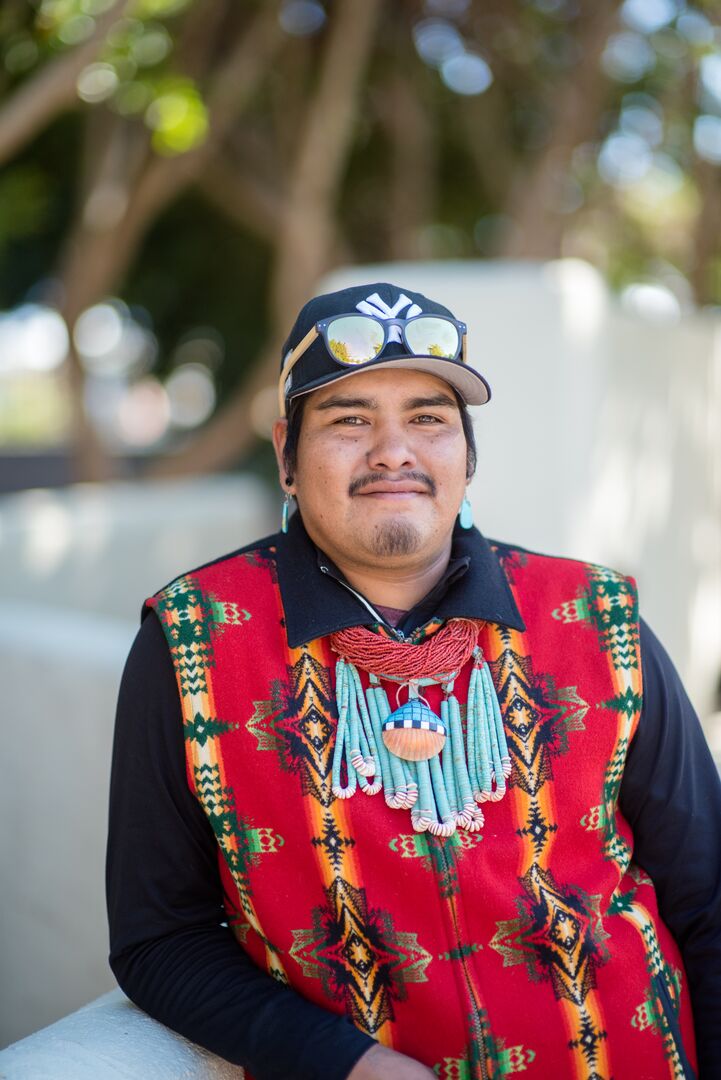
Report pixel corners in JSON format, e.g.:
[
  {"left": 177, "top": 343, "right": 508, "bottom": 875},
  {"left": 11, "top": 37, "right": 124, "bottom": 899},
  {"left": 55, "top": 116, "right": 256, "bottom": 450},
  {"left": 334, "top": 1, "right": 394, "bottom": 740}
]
[{"left": 277, "top": 326, "right": 320, "bottom": 417}]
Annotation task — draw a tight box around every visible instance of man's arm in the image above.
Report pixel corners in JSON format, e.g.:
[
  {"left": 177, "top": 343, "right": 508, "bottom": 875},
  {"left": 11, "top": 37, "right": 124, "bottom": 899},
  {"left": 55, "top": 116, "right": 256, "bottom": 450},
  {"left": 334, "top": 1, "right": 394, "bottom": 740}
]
[
  {"left": 107, "top": 613, "right": 377, "bottom": 1079},
  {"left": 620, "top": 620, "right": 721, "bottom": 1078}
]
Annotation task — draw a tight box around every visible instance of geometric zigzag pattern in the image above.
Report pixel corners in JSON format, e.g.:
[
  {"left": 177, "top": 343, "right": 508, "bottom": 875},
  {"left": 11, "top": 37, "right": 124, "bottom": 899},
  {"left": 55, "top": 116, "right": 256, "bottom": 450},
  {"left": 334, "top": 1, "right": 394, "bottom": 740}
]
[
  {"left": 249, "top": 652, "right": 337, "bottom": 807},
  {"left": 490, "top": 863, "right": 609, "bottom": 1007},
  {"left": 290, "top": 877, "right": 432, "bottom": 1035}
]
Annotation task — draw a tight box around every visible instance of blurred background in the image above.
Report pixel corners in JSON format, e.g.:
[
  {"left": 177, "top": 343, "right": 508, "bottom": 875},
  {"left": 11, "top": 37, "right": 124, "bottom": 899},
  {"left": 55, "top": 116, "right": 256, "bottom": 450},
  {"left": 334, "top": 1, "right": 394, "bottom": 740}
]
[{"left": 1, "top": 0, "right": 720, "bottom": 1054}]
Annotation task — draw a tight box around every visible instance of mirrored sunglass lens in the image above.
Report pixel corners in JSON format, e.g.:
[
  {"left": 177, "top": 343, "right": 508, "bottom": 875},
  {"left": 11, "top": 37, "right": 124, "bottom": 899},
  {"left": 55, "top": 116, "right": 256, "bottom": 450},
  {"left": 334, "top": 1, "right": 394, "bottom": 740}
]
[
  {"left": 327, "top": 316, "right": 384, "bottom": 365},
  {"left": 405, "top": 317, "right": 460, "bottom": 360}
]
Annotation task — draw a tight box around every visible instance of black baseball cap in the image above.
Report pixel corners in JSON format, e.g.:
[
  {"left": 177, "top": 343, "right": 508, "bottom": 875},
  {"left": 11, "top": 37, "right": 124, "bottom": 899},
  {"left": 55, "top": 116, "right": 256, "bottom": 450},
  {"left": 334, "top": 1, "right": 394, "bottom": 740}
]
[{"left": 279, "top": 282, "right": 491, "bottom": 414}]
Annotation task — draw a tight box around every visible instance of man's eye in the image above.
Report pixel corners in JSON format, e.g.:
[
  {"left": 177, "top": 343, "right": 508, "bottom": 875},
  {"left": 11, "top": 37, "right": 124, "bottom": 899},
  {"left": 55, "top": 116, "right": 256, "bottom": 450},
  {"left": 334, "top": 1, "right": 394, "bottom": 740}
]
[
  {"left": 334, "top": 415, "right": 366, "bottom": 425},
  {"left": 413, "top": 414, "right": 443, "bottom": 423}
]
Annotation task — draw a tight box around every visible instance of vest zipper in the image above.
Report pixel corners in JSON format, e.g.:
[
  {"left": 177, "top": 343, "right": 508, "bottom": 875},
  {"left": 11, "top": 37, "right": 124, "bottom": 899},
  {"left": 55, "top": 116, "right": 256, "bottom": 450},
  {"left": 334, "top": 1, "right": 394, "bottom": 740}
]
[
  {"left": 322, "top": 564, "right": 489, "bottom": 1071},
  {"left": 436, "top": 843, "right": 490, "bottom": 1080}
]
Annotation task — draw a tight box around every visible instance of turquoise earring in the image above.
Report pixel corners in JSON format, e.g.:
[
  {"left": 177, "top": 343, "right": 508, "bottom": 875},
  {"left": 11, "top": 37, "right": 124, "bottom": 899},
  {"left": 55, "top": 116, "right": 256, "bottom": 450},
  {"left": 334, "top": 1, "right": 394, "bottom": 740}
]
[
  {"left": 281, "top": 492, "right": 293, "bottom": 533},
  {"left": 459, "top": 494, "right": 473, "bottom": 530}
]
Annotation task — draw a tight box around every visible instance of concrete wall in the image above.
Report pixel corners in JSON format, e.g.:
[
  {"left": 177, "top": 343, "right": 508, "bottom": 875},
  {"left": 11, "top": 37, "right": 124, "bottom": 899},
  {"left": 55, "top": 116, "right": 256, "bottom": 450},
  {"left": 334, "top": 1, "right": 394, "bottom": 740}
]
[{"left": 0, "top": 477, "right": 274, "bottom": 1047}]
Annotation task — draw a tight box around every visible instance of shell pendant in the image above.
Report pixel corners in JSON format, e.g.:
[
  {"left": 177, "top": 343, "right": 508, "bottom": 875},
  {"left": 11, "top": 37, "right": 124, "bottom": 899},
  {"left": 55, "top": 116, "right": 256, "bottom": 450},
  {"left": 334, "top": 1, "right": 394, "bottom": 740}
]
[{"left": 381, "top": 698, "right": 447, "bottom": 762}]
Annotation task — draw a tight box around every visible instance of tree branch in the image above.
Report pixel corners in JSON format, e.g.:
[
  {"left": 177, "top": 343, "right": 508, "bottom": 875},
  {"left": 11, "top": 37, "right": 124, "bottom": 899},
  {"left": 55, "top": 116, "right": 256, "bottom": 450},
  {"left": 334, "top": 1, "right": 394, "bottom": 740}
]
[
  {"left": 270, "top": 0, "right": 384, "bottom": 321},
  {"left": 56, "top": 1, "right": 286, "bottom": 329},
  {"left": 119, "top": 0, "right": 287, "bottom": 252},
  {"left": 690, "top": 158, "right": 721, "bottom": 305},
  {"left": 148, "top": 0, "right": 384, "bottom": 479},
  {"left": 458, "top": 82, "right": 518, "bottom": 212},
  {"left": 52, "top": 3, "right": 286, "bottom": 480},
  {"left": 500, "top": 0, "right": 622, "bottom": 258},
  {"left": 0, "top": 0, "right": 127, "bottom": 168},
  {"left": 196, "top": 153, "right": 282, "bottom": 242},
  {"left": 377, "top": 69, "right": 435, "bottom": 260}
]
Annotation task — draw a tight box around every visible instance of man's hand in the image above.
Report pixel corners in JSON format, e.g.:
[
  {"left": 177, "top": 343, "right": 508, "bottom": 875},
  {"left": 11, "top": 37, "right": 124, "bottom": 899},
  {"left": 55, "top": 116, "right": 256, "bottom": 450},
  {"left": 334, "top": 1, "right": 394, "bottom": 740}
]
[{"left": 347, "top": 1043, "right": 436, "bottom": 1079}]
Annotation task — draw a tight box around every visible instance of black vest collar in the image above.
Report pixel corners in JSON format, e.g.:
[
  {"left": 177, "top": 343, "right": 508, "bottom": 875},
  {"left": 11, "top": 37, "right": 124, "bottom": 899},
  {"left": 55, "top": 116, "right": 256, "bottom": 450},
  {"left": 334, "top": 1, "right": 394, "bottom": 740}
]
[{"left": 275, "top": 512, "right": 526, "bottom": 649}]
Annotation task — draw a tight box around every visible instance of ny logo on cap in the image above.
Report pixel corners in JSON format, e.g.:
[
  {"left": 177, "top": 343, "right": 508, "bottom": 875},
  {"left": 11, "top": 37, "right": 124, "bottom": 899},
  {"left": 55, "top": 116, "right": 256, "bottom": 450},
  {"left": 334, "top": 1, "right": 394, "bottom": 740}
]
[{"left": 355, "top": 292, "right": 422, "bottom": 344}]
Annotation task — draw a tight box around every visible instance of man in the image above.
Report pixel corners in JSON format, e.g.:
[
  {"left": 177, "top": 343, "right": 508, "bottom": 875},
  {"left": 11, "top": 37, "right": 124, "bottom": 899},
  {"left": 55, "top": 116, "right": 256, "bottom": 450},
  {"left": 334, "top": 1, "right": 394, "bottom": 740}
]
[{"left": 107, "top": 282, "right": 721, "bottom": 1079}]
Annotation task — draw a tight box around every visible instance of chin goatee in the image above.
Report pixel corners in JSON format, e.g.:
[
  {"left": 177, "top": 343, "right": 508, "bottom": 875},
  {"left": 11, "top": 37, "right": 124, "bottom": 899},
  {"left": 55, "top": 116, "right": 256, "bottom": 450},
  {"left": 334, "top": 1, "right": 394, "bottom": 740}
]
[{"left": 369, "top": 521, "right": 421, "bottom": 557}]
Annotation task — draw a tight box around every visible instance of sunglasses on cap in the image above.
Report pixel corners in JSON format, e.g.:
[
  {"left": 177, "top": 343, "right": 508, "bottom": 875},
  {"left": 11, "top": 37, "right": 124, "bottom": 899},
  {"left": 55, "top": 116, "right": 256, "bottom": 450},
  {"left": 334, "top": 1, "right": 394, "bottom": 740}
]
[{"left": 278, "top": 313, "right": 468, "bottom": 416}]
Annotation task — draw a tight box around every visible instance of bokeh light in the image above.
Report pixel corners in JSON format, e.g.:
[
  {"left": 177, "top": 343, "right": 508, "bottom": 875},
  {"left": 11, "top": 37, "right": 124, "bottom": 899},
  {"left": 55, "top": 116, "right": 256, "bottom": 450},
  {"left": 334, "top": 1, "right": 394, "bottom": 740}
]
[
  {"left": 165, "top": 364, "right": 216, "bottom": 428},
  {"left": 171, "top": 328, "right": 224, "bottom": 370},
  {"left": 279, "top": 1, "right": 326, "bottom": 37},
  {"left": 117, "top": 377, "right": 170, "bottom": 446},
  {"left": 134, "top": 0, "right": 193, "bottom": 16},
  {"left": 114, "top": 81, "right": 153, "bottom": 116},
  {"left": 619, "top": 154, "right": 690, "bottom": 229},
  {"left": 676, "top": 10, "right": 714, "bottom": 45},
  {"left": 413, "top": 19, "right": 464, "bottom": 67},
  {"left": 621, "top": 281, "right": 682, "bottom": 321},
  {"left": 441, "top": 53, "right": 493, "bottom": 96},
  {"left": 145, "top": 82, "right": 209, "bottom": 155},
  {"left": 699, "top": 53, "right": 721, "bottom": 112},
  {"left": 620, "top": 0, "right": 679, "bottom": 35},
  {"left": 74, "top": 301, "right": 157, "bottom": 378},
  {"left": 601, "top": 32, "right": 656, "bottom": 82},
  {"left": 694, "top": 115, "right": 721, "bottom": 164},
  {"left": 57, "top": 15, "right": 96, "bottom": 46},
  {"left": 76, "top": 63, "right": 119, "bottom": 104},
  {"left": 598, "top": 132, "right": 652, "bottom": 187},
  {"left": 0, "top": 305, "right": 69, "bottom": 374},
  {"left": 619, "top": 95, "right": 664, "bottom": 147},
  {"left": 424, "top": 0, "right": 470, "bottom": 15},
  {"left": 130, "top": 26, "right": 172, "bottom": 66}
]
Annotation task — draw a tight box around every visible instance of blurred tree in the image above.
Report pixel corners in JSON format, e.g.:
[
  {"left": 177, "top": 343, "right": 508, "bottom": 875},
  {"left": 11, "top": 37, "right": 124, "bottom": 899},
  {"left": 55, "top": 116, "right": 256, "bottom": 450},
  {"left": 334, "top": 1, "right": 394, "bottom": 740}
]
[{"left": 0, "top": 0, "right": 719, "bottom": 481}]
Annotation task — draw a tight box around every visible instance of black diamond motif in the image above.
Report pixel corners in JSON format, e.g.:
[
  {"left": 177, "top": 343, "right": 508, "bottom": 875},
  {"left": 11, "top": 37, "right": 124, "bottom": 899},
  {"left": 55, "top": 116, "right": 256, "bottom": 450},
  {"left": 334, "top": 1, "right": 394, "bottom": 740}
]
[
  {"left": 506, "top": 693, "right": 540, "bottom": 739},
  {"left": 549, "top": 908, "right": 581, "bottom": 953},
  {"left": 342, "top": 931, "right": 374, "bottom": 976},
  {"left": 298, "top": 706, "right": 333, "bottom": 752}
]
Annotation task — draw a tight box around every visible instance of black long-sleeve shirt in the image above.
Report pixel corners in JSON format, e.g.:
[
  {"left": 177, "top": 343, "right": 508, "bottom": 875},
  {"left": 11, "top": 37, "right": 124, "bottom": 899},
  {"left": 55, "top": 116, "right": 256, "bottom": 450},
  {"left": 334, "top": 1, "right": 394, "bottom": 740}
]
[{"left": 107, "top": 524, "right": 721, "bottom": 1079}]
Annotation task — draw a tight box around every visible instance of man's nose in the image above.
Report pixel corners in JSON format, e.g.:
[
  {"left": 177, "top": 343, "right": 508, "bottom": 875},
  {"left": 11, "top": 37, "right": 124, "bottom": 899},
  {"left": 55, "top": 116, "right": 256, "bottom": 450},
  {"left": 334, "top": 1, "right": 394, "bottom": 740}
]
[{"left": 366, "top": 422, "right": 416, "bottom": 472}]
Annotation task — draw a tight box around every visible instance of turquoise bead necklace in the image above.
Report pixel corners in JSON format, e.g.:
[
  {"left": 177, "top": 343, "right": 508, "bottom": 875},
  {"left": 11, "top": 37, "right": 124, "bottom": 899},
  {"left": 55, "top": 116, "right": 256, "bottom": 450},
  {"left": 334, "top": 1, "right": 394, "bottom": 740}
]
[{"left": 329, "top": 620, "right": 510, "bottom": 837}]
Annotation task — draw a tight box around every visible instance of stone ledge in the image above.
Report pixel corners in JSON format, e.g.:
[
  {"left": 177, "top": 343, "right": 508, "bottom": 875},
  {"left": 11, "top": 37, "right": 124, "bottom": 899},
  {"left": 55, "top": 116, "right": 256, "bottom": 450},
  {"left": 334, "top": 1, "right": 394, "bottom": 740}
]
[{"left": 0, "top": 989, "right": 243, "bottom": 1079}]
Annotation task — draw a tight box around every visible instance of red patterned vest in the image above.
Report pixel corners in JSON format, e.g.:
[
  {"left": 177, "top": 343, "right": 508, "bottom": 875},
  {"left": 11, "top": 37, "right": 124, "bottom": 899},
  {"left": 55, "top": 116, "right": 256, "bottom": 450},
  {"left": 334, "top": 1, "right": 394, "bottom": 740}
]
[{"left": 146, "top": 541, "right": 697, "bottom": 1080}]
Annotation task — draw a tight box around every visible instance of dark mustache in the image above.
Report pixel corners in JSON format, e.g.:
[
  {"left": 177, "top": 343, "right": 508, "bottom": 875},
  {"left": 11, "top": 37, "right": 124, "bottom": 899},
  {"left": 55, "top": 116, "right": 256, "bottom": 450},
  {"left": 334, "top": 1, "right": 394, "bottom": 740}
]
[{"left": 348, "top": 471, "right": 436, "bottom": 497}]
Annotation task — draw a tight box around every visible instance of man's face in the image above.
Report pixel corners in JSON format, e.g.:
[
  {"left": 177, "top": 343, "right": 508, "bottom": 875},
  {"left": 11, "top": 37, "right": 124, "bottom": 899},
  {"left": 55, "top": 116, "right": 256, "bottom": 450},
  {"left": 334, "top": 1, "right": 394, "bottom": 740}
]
[{"left": 273, "top": 368, "right": 469, "bottom": 571}]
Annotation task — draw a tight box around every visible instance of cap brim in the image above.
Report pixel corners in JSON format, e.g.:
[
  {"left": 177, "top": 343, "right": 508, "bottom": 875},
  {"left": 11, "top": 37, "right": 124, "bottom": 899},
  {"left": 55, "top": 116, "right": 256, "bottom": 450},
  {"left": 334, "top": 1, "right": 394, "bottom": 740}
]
[{"left": 287, "top": 355, "right": 491, "bottom": 407}]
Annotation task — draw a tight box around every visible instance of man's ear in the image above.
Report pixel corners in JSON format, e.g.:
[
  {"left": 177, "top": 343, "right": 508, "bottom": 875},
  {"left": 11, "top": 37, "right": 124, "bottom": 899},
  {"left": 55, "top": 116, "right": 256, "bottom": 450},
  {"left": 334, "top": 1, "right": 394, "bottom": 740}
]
[{"left": 271, "top": 419, "right": 291, "bottom": 489}]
